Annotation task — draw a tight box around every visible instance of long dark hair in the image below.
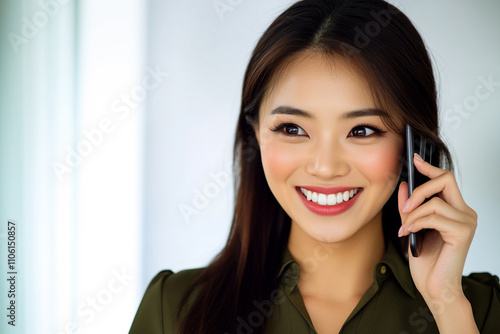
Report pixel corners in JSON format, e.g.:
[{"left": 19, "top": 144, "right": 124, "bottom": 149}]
[{"left": 177, "top": 1, "right": 453, "bottom": 333}]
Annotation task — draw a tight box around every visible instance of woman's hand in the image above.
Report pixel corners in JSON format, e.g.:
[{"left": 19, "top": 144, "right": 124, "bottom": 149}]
[{"left": 398, "top": 153, "right": 479, "bottom": 333}]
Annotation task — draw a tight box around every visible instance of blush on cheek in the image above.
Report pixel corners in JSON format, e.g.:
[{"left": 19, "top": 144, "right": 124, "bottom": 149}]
[
  {"left": 355, "top": 144, "right": 402, "bottom": 183},
  {"left": 261, "top": 142, "right": 299, "bottom": 180}
]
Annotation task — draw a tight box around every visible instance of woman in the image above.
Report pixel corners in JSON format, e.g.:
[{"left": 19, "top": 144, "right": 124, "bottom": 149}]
[{"left": 130, "top": 0, "right": 500, "bottom": 333}]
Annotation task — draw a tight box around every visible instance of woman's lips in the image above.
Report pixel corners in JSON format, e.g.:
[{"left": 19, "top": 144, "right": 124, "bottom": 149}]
[{"left": 296, "top": 186, "right": 362, "bottom": 216}]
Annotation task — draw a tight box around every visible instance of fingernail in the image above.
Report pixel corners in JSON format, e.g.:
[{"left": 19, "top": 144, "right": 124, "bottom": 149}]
[
  {"left": 407, "top": 224, "right": 414, "bottom": 232},
  {"left": 414, "top": 153, "right": 424, "bottom": 162},
  {"left": 403, "top": 200, "right": 411, "bottom": 213},
  {"left": 398, "top": 225, "right": 404, "bottom": 237}
]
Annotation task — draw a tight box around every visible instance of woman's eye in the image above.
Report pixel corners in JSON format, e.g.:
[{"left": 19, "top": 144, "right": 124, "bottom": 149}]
[
  {"left": 348, "top": 125, "right": 384, "bottom": 137},
  {"left": 271, "top": 123, "right": 307, "bottom": 136}
]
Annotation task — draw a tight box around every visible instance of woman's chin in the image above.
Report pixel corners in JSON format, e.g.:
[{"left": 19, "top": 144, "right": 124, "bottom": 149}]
[{"left": 294, "top": 223, "right": 356, "bottom": 245}]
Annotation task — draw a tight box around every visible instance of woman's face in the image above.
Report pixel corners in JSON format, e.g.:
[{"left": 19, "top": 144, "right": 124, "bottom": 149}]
[{"left": 255, "top": 52, "right": 404, "bottom": 244}]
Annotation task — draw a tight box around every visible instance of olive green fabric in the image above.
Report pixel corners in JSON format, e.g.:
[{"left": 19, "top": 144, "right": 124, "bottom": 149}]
[{"left": 130, "top": 242, "right": 500, "bottom": 333}]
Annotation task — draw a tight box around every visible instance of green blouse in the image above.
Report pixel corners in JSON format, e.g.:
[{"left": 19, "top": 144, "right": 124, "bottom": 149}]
[{"left": 130, "top": 242, "right": 500, "bottom": 333}]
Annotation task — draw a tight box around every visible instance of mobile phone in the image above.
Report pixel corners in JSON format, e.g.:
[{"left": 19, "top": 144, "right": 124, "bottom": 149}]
[{"left": 405, "top": 124, "right": 435, "bottom": 257}]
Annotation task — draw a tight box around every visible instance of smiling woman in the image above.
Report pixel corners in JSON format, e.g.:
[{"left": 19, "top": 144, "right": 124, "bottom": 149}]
[
  {"left": 255, "top": 54, "right": 404, "bottom": 250},
  {"left": 130, "top": 0, "right": 500, "bottom": 333}
]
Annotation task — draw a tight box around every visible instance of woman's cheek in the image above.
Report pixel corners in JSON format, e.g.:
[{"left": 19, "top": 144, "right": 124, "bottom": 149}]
[
  {"left": 354, "top": 143, "right": 402, "bottom": 184},
  {"left": 261, "top": 141, "right": 300, "bottom": 182}
]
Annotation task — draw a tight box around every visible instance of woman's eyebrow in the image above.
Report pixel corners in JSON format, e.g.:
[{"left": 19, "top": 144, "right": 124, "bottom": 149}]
[
  {"left": 269, "top": 106, "right": 387, "bottom": 120},
  {"left": 269, "top": 106, "right": 313, "bottom": 118},
  {"left": 339, "top": 108, "right": 388, "bottom": 120}
]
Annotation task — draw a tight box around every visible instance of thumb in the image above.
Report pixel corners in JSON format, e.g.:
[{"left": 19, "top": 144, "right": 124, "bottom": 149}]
[{"left": 398, "top": 181, "right": 409, "bottom": 223}]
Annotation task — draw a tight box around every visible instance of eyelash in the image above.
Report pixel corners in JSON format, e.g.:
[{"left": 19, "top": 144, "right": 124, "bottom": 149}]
[
  {"left": 270, "top": 122, "right": 386, "bottom": 137},
  {"left": 349, "top": 123, "right": 387, "bottom": 137},
  {"left": 270, "top": 123, "right": 306, "bottom": 136}
]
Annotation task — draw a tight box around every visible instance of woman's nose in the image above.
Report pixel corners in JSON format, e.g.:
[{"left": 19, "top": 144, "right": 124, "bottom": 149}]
[{"left": 305, "top": 140, "right": 350, "bottom": 180}]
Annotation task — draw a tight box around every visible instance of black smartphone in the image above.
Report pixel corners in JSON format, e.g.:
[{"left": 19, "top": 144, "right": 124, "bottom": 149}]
[{"left": 405, "top": 124, "right": 435, "bottom": 257}]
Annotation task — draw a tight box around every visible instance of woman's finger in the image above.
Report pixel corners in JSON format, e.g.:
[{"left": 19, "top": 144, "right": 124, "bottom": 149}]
[
  {"left": 403, "top": 154, "right": 470, "bottom": 213},
  {"left": 402, "top": 196, "right": 472, "bottom": 230},
  {"left": 398, "top": 181, "right": 409, "bottom": 220},
  {"left": 399, "top": 213, "right": 476, "bottom": 246}
]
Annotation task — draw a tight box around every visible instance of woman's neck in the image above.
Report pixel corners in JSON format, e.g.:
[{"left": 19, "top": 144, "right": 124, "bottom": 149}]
[{"left": 288, "top": 214, "right": 386, "bottom": 302}]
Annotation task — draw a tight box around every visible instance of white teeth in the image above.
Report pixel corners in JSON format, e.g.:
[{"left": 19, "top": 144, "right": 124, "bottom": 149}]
[
  {"left": 300, "top": 187, "right": 360, "bottom": 206},
  {"left": 336, "top": 192, "right": 343, "bottom": 204},
  {"left": 327, "top": 194, "right": 336, "bottom": 205},
  {"left": 318, "top": 193, "right": 327, "bottom": 205},
  {"left": 343, "top": 191, "right": 349, "bottom": 202}
]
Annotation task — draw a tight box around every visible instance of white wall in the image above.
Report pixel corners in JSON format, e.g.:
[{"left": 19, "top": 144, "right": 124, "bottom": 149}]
[
  {"left": 0, "top": 0, "right": 145, "bottom": 333},
  {"left": 142, "top": 0, "right": 500, "bottom": 291}
]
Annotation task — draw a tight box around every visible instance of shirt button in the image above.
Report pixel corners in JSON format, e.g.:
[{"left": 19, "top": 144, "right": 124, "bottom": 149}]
[{"left": 380, "top": 265, "right": 387, "bottom": 275}]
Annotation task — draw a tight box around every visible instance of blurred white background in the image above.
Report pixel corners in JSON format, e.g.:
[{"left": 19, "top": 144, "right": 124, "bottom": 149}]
[{"left": 0, "top": 0, "right": 499, "bottom": 333}]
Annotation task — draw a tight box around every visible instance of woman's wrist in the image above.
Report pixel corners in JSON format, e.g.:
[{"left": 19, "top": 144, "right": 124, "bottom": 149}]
[{"left": 426, "top": 294, "right": 479, "bottom": 334}]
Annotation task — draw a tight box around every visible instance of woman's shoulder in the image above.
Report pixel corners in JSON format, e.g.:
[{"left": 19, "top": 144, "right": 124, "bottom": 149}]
[
  {"left": 159, "top": 267, "right": 205, "bottom": 297},
  {"left": 462, "top": 272, "right": 500, "bottom": 332},
  {"left": 463, "top": 271, "right": 500, "bottom": 300},
  {"left": 146, "top": 267, "right": 205, "bottom": 308},
  {"left": 129, "top": 267, "right": 205, "bottom": 334},
  {"left": 463, "top": 272, "right": 500, "bottom": 291}
]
